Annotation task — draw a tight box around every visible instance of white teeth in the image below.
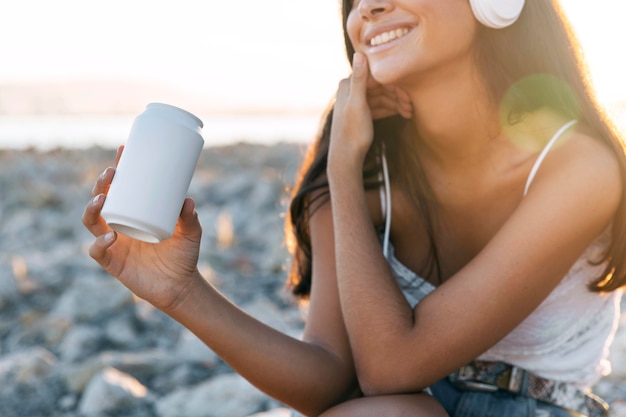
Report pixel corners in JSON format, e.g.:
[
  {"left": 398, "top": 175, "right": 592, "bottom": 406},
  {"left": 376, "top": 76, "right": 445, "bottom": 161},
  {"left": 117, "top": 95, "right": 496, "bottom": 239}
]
[{"left": 370, "top": 28, "right": 410, "bottom": 47}]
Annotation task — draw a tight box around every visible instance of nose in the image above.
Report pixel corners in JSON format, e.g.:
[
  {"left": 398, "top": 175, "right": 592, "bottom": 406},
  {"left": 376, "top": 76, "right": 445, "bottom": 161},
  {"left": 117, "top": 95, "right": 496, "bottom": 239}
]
[{"left": 358, "top": 0, "right": 393, "bottom": 20}]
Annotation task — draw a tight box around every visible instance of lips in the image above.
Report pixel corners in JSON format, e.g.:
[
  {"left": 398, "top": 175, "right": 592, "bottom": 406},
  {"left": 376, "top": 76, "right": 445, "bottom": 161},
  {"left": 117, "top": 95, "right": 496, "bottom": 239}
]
[{"left": 369, "top": 27, "right": 412, "bottom": 47}]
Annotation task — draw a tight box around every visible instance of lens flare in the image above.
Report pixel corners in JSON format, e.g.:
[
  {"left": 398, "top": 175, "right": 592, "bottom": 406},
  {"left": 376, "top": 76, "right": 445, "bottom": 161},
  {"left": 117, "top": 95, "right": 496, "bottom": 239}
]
[{"left": 499, "top": 74, "right": 580, "bottom": 152}]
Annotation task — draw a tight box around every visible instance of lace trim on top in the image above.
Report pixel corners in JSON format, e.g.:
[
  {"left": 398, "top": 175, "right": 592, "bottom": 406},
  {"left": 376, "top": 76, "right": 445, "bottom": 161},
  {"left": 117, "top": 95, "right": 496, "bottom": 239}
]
[{"left": 384, "top": 238, "right": 435, "bottom": 308}]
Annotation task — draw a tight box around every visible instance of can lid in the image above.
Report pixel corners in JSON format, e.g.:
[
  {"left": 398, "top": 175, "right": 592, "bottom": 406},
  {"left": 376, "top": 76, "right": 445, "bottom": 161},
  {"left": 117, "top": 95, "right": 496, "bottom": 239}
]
[{"left": 146, "top": 103, "right": 204, "bottom": 129}]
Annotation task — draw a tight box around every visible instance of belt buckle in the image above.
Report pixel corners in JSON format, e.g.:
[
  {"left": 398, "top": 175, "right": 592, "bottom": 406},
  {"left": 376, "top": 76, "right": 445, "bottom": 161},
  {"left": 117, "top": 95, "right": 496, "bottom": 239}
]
[
  {"left": 452, "top": 367, "right": 500, "bottom": 393},
  {"left": 506, "top": 366, "right": 524, "bottom": 393},
  {"left": 453, "top": 363, "right": 525, "bottom": 395},
  {"left": 454, "top": 379, "right": 500, "bottom": 393}
]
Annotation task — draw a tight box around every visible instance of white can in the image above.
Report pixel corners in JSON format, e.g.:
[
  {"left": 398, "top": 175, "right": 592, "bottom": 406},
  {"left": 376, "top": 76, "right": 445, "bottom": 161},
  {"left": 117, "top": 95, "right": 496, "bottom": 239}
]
[{"left": 101, "top": 103, "right": 204, "bottom": 243}]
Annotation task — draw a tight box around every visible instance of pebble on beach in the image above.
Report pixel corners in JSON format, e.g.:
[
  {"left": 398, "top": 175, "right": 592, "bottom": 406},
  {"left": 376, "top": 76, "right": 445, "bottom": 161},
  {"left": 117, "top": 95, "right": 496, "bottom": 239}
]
[{"left": 0, "top": 144, "right": 624, "bottom": 417}]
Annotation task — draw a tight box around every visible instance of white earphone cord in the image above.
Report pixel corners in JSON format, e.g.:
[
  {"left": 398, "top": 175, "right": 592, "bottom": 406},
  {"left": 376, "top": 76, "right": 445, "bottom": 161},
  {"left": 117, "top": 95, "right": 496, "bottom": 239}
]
[{"left": 381, "top": 149, "right": 392, "bottom": 259}]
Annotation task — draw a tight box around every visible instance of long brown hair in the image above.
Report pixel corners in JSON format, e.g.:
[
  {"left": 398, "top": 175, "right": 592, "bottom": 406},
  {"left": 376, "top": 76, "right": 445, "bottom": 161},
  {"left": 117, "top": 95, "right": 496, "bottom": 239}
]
[{"left": 286, "top": 0, "right": 626, "bottom": 298}]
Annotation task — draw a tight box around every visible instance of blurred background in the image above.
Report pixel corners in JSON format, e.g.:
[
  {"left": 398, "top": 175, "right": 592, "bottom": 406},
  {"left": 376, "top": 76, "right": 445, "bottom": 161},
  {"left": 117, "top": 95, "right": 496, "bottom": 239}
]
[{"left": 0, "top": 0, "right": 624, "bottom": 149}]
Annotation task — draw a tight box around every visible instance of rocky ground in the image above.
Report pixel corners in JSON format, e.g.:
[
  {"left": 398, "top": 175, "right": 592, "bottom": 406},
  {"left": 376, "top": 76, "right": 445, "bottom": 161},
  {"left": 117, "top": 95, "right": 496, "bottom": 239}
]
[{"left": 0, "top": 144, "right": 624, "bottom": 417}]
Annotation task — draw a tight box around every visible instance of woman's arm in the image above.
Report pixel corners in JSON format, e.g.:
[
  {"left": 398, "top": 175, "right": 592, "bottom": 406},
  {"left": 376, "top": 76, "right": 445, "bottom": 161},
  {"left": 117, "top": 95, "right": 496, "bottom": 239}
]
[
  {"left": 327, "top": 57, "right": 622, "bottom": 396},
  {"left": 165, "top": 267, "right": 357, "bottom": 415},
  {"left": 83, "top": 154, "right": 358, "bottom": 416}
]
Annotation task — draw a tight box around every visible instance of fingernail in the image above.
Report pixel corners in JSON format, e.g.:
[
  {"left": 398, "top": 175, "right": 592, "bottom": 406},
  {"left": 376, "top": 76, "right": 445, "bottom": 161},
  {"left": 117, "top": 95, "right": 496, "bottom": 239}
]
[
  {"left": 98, "top": 168, "right": 108, "bottom": 181},
  {"left": 91, "top": 194, "right": 103, "bottom": 206},
  {"left": 104, "top": 231, "right": 115, "bottom": 242}
]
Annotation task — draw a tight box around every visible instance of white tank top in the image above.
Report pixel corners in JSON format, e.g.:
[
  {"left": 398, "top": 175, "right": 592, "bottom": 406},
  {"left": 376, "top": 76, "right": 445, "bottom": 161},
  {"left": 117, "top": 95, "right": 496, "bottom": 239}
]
[{"left": 379, "top": 121, "right": 623, "bottom": 388}]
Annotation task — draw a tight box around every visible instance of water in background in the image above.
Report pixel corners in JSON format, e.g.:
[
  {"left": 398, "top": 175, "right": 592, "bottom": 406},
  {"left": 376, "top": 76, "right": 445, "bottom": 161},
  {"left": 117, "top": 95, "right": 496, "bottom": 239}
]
[
  {"left": 0, "top": 113, "right": 323, "bottom": 150},
  {"left": 1, "top": 109, "right": 624, "bottom": 150}
]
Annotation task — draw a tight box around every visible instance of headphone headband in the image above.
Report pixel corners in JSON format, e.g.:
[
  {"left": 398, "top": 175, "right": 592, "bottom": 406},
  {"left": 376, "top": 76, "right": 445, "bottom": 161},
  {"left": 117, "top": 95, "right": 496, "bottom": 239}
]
[{"left": 470, "top": 0, "right": 525, "bottom": 29}]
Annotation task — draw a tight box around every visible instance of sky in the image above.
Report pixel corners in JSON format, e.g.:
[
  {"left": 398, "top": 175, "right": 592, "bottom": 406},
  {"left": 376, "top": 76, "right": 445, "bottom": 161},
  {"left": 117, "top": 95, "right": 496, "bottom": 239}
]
[{"left": 0, "top": 0, "right": 625, "bottom": 114}]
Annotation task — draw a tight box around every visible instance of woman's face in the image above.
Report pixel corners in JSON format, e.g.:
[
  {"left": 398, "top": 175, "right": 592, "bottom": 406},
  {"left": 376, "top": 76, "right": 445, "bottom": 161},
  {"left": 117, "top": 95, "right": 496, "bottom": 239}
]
[{"left": 346, "top": 0, "right": 479, "bottom": 86}]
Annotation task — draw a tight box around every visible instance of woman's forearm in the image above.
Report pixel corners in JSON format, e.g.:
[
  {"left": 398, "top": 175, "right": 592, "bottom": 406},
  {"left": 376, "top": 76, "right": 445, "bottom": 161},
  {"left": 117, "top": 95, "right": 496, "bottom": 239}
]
[
  {"left": 325, "top": 54, "right": 416, "bottom": 389},
  {"left": 164, "top": 270, "right": 356, "bottom": 415},
  {"left": 328, "top": 166, "right": 416, "bottom": 393}
]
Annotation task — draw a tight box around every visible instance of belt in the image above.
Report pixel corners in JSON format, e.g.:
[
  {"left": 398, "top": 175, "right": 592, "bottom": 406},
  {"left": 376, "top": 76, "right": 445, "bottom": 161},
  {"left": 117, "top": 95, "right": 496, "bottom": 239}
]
[{"left": 449, "top": 361, "right": 609, "bottom": 417}]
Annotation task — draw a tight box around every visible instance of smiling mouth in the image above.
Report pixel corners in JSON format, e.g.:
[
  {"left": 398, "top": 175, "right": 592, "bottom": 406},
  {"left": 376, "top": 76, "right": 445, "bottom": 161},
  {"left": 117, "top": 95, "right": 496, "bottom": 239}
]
[{"left": 369, "top": 27, "right": 411, "bottom": 47}]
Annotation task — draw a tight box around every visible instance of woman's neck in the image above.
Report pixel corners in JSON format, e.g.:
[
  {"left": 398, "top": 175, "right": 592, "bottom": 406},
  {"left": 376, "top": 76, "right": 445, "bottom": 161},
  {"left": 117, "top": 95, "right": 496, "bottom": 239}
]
[{"left": 402, "top": 66, "right": 503, "bottom": 174}]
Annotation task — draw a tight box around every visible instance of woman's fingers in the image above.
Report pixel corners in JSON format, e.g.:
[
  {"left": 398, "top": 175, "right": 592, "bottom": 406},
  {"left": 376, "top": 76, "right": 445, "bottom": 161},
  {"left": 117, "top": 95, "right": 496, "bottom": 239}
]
[
  {"left": 329, "top": 52, "right": 376, "bottom": 165},
  {"left": 349, "top": 52, "right": 369, "bottom": 103},
  {"left": 369, "top": 94, "right": 402, "bottom": 119},
  {"left": 114, "top": 145, "right": 124, "bottom": 166},
  {"left": 335, "top": 53, "right": 370, "bottom": 119},
  {"left": 367, "top": 76, "right": 413, "bottom": 120},
  {"left": 84, "top": 154, "right": 120, "bottom": 237},
  {"left": 91, "top": 166, "right": 115, "bottom": 197},
  {"left": 82, "top": 192, "right": 111, "bottom": 237},
  {"left": 176, "top": 198, "right": 203, "bottom": 241},
  {"left": 394, "top": 87, "right": 413, "bottom": 119},
  {"left": 88, "top": 230, "right": 117, "bottom": 269},
  {"left": 85, "top": 166, "right": 115, "bottom": 237}
]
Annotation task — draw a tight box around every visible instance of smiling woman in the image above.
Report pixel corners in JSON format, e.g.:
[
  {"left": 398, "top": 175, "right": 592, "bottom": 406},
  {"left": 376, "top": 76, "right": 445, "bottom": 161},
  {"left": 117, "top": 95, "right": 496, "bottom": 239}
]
[{"left": 81, "top": 1, "right": 625, "bottom": 417}]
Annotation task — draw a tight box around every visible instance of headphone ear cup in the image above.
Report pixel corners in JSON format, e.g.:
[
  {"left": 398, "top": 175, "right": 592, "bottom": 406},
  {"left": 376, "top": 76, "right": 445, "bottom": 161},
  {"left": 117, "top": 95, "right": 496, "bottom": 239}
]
[{"left": 469, "top": 0, "right": 525, "bottom": 29}]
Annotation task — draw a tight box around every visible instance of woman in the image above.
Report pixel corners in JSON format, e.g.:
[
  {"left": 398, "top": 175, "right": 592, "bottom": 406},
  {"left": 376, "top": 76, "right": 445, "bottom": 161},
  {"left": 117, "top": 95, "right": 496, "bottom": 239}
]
[{"left": 83, "top": 0, "right": 624, "bottom": 416}]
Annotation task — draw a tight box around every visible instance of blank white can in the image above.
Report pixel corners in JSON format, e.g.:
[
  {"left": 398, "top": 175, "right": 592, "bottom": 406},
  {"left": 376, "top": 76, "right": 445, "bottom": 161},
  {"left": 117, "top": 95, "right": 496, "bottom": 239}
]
[{"left": 101, "top": 103, "right": 205, "bottom": 243}]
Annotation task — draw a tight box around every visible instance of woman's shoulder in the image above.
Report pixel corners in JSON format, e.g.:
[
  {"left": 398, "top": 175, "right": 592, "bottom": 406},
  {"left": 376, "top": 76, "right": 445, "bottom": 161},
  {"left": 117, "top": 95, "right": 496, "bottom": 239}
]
[
  {"left": 558, "top": 129, "right": 618, "bottom": 164},
  {"left": 526, "top": 128, "right": 622, "bottom": 200}
]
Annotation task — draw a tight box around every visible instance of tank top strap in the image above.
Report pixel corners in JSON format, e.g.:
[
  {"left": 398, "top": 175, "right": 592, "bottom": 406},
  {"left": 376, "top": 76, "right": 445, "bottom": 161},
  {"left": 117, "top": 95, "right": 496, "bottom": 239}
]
[{"left": 523, "top": 120, "right": 577, "bottom": 196}]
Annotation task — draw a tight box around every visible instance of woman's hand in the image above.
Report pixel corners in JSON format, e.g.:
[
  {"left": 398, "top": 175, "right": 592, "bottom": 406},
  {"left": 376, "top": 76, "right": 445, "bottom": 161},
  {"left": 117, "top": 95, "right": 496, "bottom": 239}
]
[
  {"left": 82, "top": 146, "right": 203, "bottom": 313},
  {"left": 328, "top": 53, "right": 377, "bottom": 175},
  {"left": 329, "top": 53, "right": 412, "bottom": 178},
  {"left": 368, "top": 74, "right": 413, "bottom": 121}
]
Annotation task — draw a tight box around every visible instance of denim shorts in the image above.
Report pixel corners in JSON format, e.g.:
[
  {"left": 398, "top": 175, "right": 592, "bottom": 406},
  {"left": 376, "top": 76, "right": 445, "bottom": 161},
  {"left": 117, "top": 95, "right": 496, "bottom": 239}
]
[
  {"left": 289, "top": 377, "right": 587, "bottom": 417},
  {"left": 430, "top": 377, "right": 582, "bottom": 417}
]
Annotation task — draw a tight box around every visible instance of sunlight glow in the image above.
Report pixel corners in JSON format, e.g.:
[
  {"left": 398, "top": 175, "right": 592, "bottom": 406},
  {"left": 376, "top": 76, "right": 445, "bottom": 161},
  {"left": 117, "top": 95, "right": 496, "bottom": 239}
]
[
  {"left": 560, "top": 1, "right": 626, "bottom": 104},
  {"left": 0, "top": 1, "right": 623, "bottom": 113}
]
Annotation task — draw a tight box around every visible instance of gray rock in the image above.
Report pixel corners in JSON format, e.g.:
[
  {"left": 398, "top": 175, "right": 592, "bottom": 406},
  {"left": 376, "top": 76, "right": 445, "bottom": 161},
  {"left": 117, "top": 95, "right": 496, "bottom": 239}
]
[
  {"left": 150, "top": 363, "right": 215, "bottom": 395},
  {"left": 0, "top": 346, "right": 57, "bottom": 383},
  {"left": 58, "top": 324, "right": 103, "bottom": 363},
  {"left": 0, "top": 258, "right": 19, "bottom": 309},
  {"left": 0, "top": 347, "right": 64, "bottom": 416},
  {"left": 0, "top": 145, "right": 623, "bottom": 417},
  {"left": 0, "top": 373, "right": 66, "bottom": 417},
  {"left": 247, "top": 178, "right": 283, "bottom": 212},
  {"left": 247, "top": 409, "right": 292, "bottom": 417},
  {"left": 78, "top": 366, "right": 151, "bottom": 415},
  {"left": 610, "top": 401, "right": 626, "bottom": 417},
  {"left": 133, "top": 298, "right": 184, "bottom": 349},
  {"left": 155, "top": 372, "right": 269, "bottom": 417},
  {"left": 50, "top": 276, "right": 134, "bottom": 322},
  {"left": 62, "top": 349, "right": 180, "bottom": 393},
  {"left": 105, "top": 311, "right": 140, "bottom": 348},
  {"left": 58, "top": 393, "right": 78, "bottom": 411},
  {"left": 3, "top": 315, "right": 72, "bottom": 354}
]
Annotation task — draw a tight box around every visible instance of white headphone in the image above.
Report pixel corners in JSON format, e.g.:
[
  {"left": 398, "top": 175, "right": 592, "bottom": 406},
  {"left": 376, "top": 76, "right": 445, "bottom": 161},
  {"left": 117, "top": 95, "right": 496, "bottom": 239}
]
[{"left": 469, "top": 0, "right": 526, "bottom": 29}]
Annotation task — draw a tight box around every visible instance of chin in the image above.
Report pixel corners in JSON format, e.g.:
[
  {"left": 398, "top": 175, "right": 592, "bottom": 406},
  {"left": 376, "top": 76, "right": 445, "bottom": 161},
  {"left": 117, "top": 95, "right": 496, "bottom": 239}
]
[
  {"left": 367, "top": 50, "right": 422, "bottom": 84},
  {"left": 369, "top": 62, "right": 411, "bottom": 87}
]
